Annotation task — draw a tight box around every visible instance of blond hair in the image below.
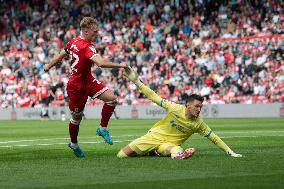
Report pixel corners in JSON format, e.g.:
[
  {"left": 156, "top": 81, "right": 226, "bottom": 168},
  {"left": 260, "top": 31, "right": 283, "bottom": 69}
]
[{"left": 80, "top": 17, "right": 98, "bottom": 30}]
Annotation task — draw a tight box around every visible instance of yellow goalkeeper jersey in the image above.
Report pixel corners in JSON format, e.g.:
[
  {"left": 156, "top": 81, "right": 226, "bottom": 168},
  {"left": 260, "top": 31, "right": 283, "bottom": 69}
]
[
  {"left": 139, "top": 83, "right": 231, "bottom": 153},
  {"left": 149, "top": 102, "right": 210, "bottom": 145}
]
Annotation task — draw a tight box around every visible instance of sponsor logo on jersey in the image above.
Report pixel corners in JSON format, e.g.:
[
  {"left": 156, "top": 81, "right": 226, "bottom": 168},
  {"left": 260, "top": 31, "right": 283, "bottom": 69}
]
[{"left": 170, "top": 120, "right": 186, "bottom": 133}]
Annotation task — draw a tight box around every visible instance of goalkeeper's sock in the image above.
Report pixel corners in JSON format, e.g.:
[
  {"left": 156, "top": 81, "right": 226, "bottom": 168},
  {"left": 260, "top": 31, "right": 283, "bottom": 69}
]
[
  {"left": 69, "top": 122, "right": 79, "bottom": 143},
  {"left": 170, "top": 146, "right": 184, "bottom": 159},
  {"left": 100, "top": 103, "right": 116, "bottom": 128}
]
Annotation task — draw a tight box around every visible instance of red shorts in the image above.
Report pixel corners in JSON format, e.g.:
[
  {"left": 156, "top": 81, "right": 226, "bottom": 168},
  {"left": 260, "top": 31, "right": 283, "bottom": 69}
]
[{"left": 67, "top": 79, "right": 108, "bottom": 114}]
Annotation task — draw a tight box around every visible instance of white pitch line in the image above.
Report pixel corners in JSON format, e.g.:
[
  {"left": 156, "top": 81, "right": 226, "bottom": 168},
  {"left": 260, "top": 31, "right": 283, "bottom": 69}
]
[
  {"left": 219, "top": 130, "right": 284, "bottom": 134},
  {"left": 0, "top": 135, "right": 139, "bottom": 144},
  {"left": 0, "top": 140, "right": 133, "bottom": 148},
  {"left": 1, "top": 130, "right": 284, "bottom": 144},
  {"left": 221, "top": 134, "right": 284, "bottom": 138},
  {"left": 0, "top": 135, "right": 284, "bottom": 148}
]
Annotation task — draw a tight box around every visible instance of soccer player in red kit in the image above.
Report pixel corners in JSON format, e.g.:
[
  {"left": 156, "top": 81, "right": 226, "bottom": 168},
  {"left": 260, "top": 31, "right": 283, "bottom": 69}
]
[{"left": 44, "top": 17, "right": 127, "bottom": 158}]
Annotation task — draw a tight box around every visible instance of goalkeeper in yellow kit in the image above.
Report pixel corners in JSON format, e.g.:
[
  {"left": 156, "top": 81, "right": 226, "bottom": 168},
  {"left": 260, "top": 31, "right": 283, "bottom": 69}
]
[{"left": 117, "top": 67, "right": 242, "bottom": 160}]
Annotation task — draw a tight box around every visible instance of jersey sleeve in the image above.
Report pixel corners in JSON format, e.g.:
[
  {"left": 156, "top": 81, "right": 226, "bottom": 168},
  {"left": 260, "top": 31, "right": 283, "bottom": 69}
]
[
  {"left": 138, "top": 83, "right": 173, "bottom": 111},
  {"left": 196, "top": 119, "right": 212, "bottom": 137},
  {"left": 85, "top": 45, "right": 99, "bottom": 59},
  {"left": 197, "top": 119, "right": 231, "bottom": 153}
]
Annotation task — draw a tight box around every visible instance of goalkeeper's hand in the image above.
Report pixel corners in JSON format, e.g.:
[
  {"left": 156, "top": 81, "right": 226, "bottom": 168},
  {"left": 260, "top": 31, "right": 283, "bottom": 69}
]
[
  {"left": 227, "top": 149, "right": 242, "bottom": 158},
  {"left": 124, "top": 66, "right": 143, "bottom": 87}
]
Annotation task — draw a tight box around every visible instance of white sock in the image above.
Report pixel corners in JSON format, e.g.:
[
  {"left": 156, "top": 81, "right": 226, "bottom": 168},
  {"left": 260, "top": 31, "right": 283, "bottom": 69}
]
[
  {"left": 70, "top": 142, "right": 79, "bottom": 148},
  {"left": 99, "top": 126, "right": 108, "bottom": 130}
]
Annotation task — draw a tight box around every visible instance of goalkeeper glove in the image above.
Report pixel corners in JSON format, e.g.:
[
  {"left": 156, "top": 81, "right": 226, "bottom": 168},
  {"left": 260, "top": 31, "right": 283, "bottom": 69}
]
[
  {"left": 124, "top": 66, "right": 143, "bottom": 87},
  {"left": 227, "top": 149, "right": 242, "bottom": 158}
]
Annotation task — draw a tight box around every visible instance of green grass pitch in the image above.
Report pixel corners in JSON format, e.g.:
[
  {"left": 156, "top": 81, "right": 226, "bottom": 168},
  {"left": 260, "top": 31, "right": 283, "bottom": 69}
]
[{"left": 0, "top": 118, "right": 283, "bottom": 189}]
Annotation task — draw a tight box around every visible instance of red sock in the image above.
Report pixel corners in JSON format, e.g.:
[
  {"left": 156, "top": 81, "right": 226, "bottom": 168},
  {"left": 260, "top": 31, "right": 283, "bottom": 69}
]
[
  {"left": 100, "top": 103, "right": 115, "bottom": 128},
  {"left": 69, "top": 122, "right": 79, "bottom": 143}
]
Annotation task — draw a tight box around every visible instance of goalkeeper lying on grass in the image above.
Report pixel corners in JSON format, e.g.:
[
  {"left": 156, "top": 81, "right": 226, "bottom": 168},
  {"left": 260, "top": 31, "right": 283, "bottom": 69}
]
[{"left": 117, "top": 67, "right": 242, "bottom": 160}]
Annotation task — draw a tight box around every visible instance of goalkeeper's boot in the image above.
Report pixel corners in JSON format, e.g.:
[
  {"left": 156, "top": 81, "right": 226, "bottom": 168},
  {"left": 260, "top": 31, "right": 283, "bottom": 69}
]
[
  {"left": 96, "top": 128, "right": 113, "bottom": 145},
  {"left": 68, "top": 143, "right": 85, "bottom": 158},
  {"left": 172, "top": 148, "right": 196, "bottom": 160}
]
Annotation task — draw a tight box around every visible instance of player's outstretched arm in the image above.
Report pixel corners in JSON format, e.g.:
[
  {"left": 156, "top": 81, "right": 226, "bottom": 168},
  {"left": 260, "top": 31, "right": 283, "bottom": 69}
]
[
  {"left": 198, "top": 122, "right": 242, "bottom": 158},
  {"left": 44, "top": 49, "right": 67, "bottom": 72},
  {"left": 124, "top": 67, "right": 170, "bottom": 109},
  {"left": 207, "top": 132, "right": 242, "bottom": 158},
  {"left": 90, "top": 55, "right": 127, "bottom": 69}
]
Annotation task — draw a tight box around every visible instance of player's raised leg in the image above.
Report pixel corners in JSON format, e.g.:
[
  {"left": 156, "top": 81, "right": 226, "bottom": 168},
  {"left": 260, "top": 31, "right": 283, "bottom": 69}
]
[{"left": 96, "top": 89, "right": 118, "bottom": 145}]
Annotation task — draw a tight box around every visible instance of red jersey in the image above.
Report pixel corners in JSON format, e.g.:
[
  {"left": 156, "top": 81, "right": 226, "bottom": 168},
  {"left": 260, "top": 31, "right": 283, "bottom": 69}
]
[{"left": 65, "top": 36, "right": 99, "bottom": 90}]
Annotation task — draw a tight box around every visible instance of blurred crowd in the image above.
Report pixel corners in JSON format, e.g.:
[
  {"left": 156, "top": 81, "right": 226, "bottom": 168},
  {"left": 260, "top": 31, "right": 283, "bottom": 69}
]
[{"left": 0, "top": 0, "right": 283, "bottom": 108}]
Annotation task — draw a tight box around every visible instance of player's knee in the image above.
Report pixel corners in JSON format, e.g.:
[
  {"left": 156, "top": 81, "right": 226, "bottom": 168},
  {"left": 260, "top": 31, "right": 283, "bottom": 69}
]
[
  {"left": 117, "top": 150, "right": 128, "bottom": 158},
  {"left": 105, "top": 99, "right": 118, "bottom": 106},
  {"left": 70, "top": 112, "right": 83, "bottom": 125},
  {"left": 70, "top": 117, "right": 82, "bottom": 125},
  {"left": 117, "top": 146, "right": 137, "bottom": 158}
]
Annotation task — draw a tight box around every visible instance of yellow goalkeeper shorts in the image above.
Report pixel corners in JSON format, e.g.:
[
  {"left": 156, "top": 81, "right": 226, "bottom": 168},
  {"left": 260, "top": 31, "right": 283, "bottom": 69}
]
[{"left": 128, "top": 132, "right": 177, "bottom": 156}]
